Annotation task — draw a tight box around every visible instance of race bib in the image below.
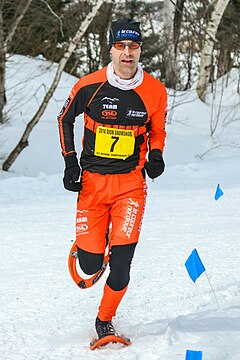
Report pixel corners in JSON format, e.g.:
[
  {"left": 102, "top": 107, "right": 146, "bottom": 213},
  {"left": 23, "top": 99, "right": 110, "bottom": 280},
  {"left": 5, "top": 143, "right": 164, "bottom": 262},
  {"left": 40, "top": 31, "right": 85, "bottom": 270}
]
[{"left": 94, "top": 126, "right": 135, "bottom": 159}]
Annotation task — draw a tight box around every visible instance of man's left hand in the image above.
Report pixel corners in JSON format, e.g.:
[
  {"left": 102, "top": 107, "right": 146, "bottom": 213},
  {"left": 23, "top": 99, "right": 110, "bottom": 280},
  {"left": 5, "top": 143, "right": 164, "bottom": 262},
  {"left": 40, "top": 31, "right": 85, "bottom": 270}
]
[{"left": 144, "top": 149, "right": 165, "bottom": 179}]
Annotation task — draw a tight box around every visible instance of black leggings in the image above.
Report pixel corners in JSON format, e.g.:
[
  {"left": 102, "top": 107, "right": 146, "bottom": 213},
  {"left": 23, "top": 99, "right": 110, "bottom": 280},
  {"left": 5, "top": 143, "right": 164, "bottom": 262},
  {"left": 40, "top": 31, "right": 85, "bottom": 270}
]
[{"left": 77, "top": 243, "right": 137, "bottom": 291}]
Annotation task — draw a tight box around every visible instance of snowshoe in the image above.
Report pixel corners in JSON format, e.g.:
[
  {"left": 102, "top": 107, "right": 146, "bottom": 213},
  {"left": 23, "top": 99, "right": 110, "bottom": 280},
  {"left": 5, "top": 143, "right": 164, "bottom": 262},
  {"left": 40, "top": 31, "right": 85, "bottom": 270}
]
[{"left": 89, "top": 317, "right": 131, "bottom": 350}]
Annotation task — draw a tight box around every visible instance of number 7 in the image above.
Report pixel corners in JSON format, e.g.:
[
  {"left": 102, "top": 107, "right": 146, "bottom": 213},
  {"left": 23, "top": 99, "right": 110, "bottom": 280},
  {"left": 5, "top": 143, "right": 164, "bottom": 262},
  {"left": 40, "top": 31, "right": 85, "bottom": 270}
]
[{"left": 110, "top": 136, "right": 119, "bottom": 152}]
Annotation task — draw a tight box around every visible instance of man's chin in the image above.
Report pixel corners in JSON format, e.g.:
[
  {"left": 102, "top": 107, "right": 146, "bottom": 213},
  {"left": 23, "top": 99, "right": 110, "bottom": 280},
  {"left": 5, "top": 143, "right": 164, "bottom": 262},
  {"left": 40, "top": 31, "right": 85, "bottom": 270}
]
[{"left": 118, "top": 66, "right": 137, "bottom": 79}]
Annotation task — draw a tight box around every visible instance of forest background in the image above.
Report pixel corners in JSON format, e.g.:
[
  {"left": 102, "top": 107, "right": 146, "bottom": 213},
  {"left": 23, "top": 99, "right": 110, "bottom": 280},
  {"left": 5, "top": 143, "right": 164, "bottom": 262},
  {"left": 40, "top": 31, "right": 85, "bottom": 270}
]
[{"left": 0, "top": 0, "right": 239, "bottom": 170}]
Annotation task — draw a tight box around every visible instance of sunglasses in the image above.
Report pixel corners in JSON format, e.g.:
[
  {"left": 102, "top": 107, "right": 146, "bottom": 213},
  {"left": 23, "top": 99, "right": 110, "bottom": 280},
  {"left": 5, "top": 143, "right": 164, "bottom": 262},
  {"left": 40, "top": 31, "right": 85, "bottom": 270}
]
[{"left": 113, "top": 41, "right": 142, "bottom": 50}]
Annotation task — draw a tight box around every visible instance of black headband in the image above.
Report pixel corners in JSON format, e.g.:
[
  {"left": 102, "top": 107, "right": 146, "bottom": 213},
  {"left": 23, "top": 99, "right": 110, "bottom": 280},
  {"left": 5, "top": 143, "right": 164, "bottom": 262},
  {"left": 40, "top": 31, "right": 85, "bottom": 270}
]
[{"left": 108, "top": 18, "right": 142, "bottom": 49}]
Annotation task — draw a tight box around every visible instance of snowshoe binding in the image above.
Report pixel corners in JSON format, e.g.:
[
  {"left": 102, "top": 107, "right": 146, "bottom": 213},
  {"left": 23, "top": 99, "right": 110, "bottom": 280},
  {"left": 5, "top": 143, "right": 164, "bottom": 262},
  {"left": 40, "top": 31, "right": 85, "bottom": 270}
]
[{"left": 89, "top": 317, "right": 131, "bottom": 350}]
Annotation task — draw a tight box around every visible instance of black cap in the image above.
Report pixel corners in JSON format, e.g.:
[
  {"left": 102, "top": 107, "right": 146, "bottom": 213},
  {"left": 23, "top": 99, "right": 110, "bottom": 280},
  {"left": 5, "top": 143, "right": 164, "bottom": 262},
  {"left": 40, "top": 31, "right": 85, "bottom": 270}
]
[{"left": 108, "top": 18, "right": 142, "bottom": 49}]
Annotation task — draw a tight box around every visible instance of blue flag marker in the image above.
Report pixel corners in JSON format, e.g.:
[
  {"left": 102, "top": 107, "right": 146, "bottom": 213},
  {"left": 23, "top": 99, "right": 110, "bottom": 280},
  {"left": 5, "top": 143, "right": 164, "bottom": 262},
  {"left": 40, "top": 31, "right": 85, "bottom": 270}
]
[
  {"left": 185, "top": 350, "right": 202, "bottom": 360},
  {"left": 185, "top": 249, "right": 206, "bottom": 283},
  {"left": 215, "top": 184, "right": 224, "bottom": 201}
]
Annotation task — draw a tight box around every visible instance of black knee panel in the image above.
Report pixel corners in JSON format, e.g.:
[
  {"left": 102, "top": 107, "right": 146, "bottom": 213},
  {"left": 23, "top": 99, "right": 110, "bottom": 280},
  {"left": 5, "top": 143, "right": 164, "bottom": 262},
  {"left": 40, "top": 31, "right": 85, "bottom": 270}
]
[
  {"left": 107, "top": 243, "right": 137, "bottom": 291},
  {"left": 77, "top": 247, "right": 104, "bottom": 275}
]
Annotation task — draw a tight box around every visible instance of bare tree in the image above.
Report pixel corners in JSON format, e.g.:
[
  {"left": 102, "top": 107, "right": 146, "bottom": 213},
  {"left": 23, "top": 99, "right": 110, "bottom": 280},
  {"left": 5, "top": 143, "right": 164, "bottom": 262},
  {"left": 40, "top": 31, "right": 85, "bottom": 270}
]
[
  {"left": 173, "top": 0, "right": 186, "bottom": 56},
  {"left": 0, "top": 0, "right": 33, "bottom": 123},
  {"left": 2, "top": 0, "right": 108, "bottom": 171},
  {"left": 0, "top": 0, "right": 5, "bottom": 123},
  {"left": 196, "top": 0, "right": 230, "bottom": 102},
  {"left": 163, "top": 0, "right": 179, "bottom": 89}
]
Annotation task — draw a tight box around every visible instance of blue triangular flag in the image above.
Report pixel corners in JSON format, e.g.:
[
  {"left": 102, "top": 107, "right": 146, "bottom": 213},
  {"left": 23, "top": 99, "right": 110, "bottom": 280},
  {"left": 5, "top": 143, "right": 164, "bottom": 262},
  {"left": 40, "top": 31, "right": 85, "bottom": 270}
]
[
  {"left": 185, "top": 350, "right": 202, "bottom": 360},
  {"left": 215, "top": 184, "right": 224, "bottom": 201},
  {"left": 185, "top": 249, "right": 206, "bottom": 283}
]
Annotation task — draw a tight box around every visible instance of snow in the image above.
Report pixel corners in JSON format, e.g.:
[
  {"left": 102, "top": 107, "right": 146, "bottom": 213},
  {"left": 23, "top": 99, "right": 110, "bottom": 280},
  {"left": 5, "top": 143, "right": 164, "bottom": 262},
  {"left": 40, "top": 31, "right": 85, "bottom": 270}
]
[{"left": 0, "top": 55, "right": 240, "bottom": 359}]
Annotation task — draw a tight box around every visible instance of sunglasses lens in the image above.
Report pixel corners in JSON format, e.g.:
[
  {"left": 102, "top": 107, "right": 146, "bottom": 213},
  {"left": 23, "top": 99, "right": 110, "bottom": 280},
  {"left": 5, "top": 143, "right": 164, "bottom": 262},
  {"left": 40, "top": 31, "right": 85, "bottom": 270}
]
[
  {"left": 129, "top": 42, "right": 140, "bottom": 50},
  {"left": 113, "top": 42, "right": 141, "bottom": 50},
  {"left": 114, "top": 43, "right": 125, "bottom": 50}
]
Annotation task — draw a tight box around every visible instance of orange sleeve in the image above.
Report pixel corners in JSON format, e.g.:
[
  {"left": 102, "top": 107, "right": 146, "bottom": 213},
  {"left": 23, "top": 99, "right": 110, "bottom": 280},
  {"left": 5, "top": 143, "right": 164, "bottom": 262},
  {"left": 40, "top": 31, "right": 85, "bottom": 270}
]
[
  {"left": 135, "top": 73, "right": 167, "bottom": 154},
  {"left": 148, "top": 83, "right": 167, "bottom": 153}
]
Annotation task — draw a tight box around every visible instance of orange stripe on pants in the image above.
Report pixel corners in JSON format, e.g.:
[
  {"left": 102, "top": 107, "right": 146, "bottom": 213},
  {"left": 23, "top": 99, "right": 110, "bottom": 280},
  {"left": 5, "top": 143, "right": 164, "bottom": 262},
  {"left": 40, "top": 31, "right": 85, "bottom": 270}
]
[{"left": 98, "top": 284, "right": 127, "bottom": 321}]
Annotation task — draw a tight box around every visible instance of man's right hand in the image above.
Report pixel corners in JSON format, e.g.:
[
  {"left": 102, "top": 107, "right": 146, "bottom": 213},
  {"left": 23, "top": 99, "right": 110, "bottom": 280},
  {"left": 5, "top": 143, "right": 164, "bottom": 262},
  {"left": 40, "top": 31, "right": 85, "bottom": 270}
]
[{"left": 63, "top": 154, "right": 82, "bottom": 192}]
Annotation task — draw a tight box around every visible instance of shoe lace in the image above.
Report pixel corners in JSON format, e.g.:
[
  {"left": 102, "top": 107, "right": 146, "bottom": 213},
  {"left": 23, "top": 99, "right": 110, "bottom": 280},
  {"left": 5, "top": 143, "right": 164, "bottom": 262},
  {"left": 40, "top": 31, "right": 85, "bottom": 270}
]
[{"left": 97, "top": 320, "right": 115, "bottom": 337}]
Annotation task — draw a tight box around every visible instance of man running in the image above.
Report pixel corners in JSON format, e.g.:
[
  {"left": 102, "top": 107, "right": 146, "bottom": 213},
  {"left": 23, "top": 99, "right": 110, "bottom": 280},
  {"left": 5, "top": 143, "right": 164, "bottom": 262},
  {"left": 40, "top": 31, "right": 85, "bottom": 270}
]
[{"left": 58, "top": 18, "right": 167, "bottom": 339}]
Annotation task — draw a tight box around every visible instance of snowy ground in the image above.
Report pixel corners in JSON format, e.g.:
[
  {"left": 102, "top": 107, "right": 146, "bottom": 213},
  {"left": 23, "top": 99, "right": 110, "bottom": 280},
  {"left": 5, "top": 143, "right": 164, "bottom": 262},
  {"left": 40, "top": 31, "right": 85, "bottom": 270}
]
[{"left": 0, "top": 55, "right": 240, "bottom": 359}]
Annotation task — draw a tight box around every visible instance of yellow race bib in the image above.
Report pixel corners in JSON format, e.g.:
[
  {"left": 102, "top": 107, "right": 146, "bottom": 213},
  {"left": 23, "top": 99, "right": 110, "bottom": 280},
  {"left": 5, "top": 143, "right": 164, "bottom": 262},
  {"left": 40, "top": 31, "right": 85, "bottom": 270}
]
[{"left": 94, "top": 126, "right": 135, "bottom": 160}]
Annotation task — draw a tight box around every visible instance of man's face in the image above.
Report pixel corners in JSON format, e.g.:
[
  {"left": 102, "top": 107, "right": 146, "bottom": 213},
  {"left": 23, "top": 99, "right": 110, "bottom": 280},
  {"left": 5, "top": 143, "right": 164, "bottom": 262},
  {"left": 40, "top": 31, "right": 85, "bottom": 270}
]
[{"left": 110, "top": 40, "right": 141, "bottom": 80}]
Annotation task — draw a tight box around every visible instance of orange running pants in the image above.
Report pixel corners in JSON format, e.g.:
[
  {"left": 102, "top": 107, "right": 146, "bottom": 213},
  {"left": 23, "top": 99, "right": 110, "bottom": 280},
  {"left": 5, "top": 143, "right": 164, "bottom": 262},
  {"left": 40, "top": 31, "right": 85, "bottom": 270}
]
[{"left": 75, "top": 169, "right": 147, "bottom": 254}]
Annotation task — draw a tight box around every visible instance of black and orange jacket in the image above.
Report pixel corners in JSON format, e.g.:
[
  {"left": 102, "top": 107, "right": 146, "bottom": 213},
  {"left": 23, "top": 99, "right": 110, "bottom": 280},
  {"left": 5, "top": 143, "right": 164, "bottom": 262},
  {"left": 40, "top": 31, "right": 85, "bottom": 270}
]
[{"left": 58, "top": 66, "right": 167, "bottom": 175}]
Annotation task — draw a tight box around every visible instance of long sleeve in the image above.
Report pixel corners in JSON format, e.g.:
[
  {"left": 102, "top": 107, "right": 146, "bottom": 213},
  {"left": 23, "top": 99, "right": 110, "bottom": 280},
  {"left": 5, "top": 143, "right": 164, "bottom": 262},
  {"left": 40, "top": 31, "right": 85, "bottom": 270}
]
[
  {"left": 148, "top": 83, "right": 167, "bottom": 153},
  {"left": 57, "top": 80, "right": 87, "bottom": 157}
]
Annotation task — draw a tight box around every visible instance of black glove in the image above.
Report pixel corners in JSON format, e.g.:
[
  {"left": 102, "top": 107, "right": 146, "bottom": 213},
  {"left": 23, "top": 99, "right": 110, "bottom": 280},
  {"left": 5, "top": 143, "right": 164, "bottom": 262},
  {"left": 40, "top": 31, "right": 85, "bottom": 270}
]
[
  {"left": 63, "top": 154, "right": 82, "bottom": 192},
  {"left": 144, "top": 149, "right": 165, "bottom": 179}
]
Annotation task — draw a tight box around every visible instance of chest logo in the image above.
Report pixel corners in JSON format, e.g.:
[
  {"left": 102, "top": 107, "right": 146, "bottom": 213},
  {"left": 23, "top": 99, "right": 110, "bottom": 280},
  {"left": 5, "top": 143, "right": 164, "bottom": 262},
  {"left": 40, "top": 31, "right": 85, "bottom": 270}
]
[
  {"left": 101, "top": 97, "right": 119, "bottom": 120},
  {"left": 126, "top": 109, "right": 147, "bottom": 118},
  {"left": 101, "top": 97, "right": 119, "bottom": 104}
]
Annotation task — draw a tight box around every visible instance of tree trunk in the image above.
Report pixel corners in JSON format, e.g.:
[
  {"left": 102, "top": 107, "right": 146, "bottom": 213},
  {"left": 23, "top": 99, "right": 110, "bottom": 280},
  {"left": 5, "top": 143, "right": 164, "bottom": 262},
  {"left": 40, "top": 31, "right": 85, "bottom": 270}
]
[
  {"left": 2, "top": 0, "right": 107, "bottom": 172},
  {"left": 217, "top": 46, "right": 232, "bottom": 78},
  {"left": 0, "top": 0, "right": 33, "bottom": 124},
  {"left": 163, "top": 0, "right": 178, "bottom": 89},
  {"left": 196, "top": 0, "right": 230, "bottom": 102},
  {"left": 173, "top": 0, "right": 186, "bottom": 55},
  {"left": 99, "top": 2, "right": 113, "bottom": 67},
  {"left": 0, "top": 0, "right": 6, "bottom": 124},
  {"left": 147, "top": 11, "right": 162, "bottom": 68}
]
